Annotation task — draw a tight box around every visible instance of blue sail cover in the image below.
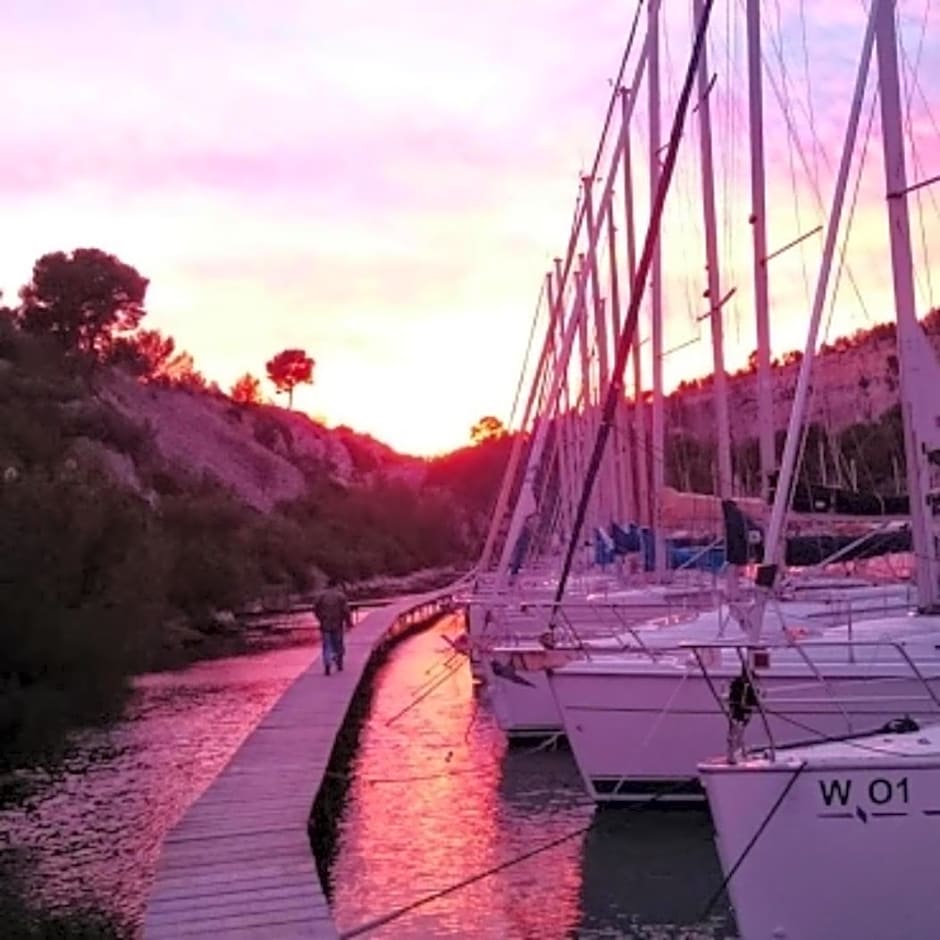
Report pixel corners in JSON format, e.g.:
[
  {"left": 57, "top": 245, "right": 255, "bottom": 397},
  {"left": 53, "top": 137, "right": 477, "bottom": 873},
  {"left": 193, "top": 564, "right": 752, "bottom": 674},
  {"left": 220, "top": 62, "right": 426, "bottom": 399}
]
[
  {"left": 669, "top": 543, "right": 726, "bottom": 571},
  {"left": 629, "top": 525, "right": 727, "bottom": 572},
  {"left": 594, "top": 527, "right": 616, "bottom": 565},
  {"left": 607, "top": 519, "right": 726, "bottom": 571},
  {"left": 611, "top": 522, "right": 642, "bottom": 554}
]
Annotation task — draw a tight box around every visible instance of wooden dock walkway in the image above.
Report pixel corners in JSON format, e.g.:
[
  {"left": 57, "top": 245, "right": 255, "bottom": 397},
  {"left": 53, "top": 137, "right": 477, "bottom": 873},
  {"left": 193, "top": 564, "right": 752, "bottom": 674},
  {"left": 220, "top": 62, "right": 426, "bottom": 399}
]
[{"left": 144, "top": 588, "right": 460, "bottom": 938}]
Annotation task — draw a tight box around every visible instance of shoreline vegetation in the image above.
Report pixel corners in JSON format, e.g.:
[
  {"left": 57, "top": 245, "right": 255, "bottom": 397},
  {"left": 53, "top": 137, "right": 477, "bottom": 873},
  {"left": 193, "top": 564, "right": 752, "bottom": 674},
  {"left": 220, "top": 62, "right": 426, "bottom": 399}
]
[{"left": 155, "top": 563, "right": 469, "bottom": 669}]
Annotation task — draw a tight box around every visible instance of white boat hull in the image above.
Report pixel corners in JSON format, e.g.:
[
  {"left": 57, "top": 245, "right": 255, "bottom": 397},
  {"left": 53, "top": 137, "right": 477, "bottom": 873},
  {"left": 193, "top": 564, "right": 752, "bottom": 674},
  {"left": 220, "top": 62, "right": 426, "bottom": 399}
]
[
  {"left": 549, "top": 654, "right": 940, "bottom": 802},
  {"left": 482, "top": 584, "right": 915, "bottom": 740},
  {"left": 474, "top": 598, "right": 704, "bottom": 722},
  {"left": 484, "top": 661, "right": 560, "bottom": 739},
  {"left": 701, "top": 743, "right": 940, "bottom": 939},
  {"left": 480, "top": 602, "right": 713, "bottom": 738}
]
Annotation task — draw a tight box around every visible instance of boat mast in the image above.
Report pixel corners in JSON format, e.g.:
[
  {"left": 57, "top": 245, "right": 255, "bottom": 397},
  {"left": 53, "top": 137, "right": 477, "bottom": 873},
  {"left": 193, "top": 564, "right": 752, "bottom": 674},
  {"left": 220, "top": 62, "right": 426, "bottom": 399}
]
[
  {"left": 621, "top": 86, "right": 648, "bottom": 527},
  {"left": 693, "top": 0, "right": 732, "bottom": 499},
  {"left": 649, "top": 0, "right": 667, "bottom": 575},
  {"left": 583, "top": 177, "right": 614, "bottom": 529},
  {"left": 552, "top": 258, "right": 578, "bottom": 549},
  {"left": 575, "top": 258, "right": 595, "bottom": 537},
  {"left": 760, "top": 1, "right": 878, "bottom": 586},
  {"left": 874, "top": 0, "right": 940, "bottom": 610},
  {"left": 551, "top": 0, "right": 718, "bottom": 605},
  {"left": 746, "top": 0, "right": 775, "bottom": 500},
  {"left": 605, "top": 197, "right": 632, "bottom": 524},
  {"left": 476, "top": 282, "right": 554, "bottom": 575},
  {"left": 546, "top": 268, "right": 573, "bottom": 545}
]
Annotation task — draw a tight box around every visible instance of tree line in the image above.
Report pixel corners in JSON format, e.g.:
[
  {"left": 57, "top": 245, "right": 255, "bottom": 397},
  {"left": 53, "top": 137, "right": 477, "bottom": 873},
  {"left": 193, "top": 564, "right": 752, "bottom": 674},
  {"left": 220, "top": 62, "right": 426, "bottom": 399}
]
[{"left": 3, "top": 247, "right": 315, "bottom": 408}]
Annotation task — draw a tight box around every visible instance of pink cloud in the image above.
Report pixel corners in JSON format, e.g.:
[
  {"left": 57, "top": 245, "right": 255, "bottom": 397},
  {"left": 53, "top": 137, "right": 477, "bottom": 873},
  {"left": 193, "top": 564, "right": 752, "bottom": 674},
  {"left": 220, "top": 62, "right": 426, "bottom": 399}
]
[{"left": 3, "top": 0, "right": 939, "bottom": 453}]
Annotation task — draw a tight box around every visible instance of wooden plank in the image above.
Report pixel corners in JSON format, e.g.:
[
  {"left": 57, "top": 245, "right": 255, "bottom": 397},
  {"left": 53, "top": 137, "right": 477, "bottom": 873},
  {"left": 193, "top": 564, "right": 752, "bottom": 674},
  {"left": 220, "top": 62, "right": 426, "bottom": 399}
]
[
  {"left": 161, "top": 831, "right": 309, "bottom": 850},
  {"left": 169, "top": 793, "right": 311, "bottom": 812},
  {"left": 203, "top": 924, "right": 337, "bottom": 940},
  {"left": 158, "top": 826, "right": 308, "bottom": 850},
  {"left": 177, "top": 918, "right": 338, "bottom": 939},
  {"left": 147, "top": 864, "right": 317, "bottom": 893},
  {"left": 157, "top": 840, "right": 314, "bottom": 866},
  {"left": 155, "top": 845, "right": 314, "bottom": 872},
  {"left": 164, "top": 813, "right": 305, "bottom": 834},
  {"left": 146, "top": 894, "right": 324, "bottom": 926},
  {"left": 150, "top": 877, "right": 318, "bottom": 905},
  {"left": 152, "top": 911, "right": 334, "bottom": 936},
  {"left": 147, "top": 881, "right": 324, "bottom": 910}
]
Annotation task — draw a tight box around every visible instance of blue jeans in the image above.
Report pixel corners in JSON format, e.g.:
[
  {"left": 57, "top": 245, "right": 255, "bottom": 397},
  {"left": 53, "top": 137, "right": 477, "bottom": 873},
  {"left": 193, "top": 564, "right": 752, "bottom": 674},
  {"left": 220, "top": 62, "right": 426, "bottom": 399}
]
[{"left": 322, "top": 628, "right": 345, "bottom": 671}]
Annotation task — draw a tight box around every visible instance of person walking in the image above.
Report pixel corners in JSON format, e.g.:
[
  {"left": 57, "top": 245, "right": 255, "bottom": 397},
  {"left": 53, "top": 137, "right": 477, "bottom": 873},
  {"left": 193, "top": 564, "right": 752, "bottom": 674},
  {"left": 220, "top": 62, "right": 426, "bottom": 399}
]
[{"left": 313, "top": 577, "right": 351, "bottom": 676}]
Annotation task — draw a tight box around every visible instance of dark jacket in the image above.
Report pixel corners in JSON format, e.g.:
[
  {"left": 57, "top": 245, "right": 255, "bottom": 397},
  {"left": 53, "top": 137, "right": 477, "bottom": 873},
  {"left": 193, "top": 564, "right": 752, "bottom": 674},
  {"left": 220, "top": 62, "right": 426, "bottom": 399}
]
[{"left": 314, "top": 587, "right": 351, "bottom": 633}]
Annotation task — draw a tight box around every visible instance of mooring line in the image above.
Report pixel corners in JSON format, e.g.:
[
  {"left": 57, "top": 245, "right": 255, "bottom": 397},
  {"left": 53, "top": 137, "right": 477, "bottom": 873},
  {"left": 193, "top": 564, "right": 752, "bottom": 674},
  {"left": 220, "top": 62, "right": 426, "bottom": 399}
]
[
  {"left": 338, "top": 777, "right": 698, "bottom": 938},
  {"left": 381, "top": 659, "right": 465, "bottom": 727},
  {"left": 700, "top": 761, "right": 807, "bottom": 918}
]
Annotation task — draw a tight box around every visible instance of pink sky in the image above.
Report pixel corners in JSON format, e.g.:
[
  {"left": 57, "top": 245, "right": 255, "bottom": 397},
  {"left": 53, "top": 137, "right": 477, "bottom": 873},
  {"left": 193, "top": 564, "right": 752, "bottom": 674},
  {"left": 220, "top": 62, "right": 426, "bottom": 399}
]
[{"left": 3, "top": 1, "right": 939, "bottom": 454}]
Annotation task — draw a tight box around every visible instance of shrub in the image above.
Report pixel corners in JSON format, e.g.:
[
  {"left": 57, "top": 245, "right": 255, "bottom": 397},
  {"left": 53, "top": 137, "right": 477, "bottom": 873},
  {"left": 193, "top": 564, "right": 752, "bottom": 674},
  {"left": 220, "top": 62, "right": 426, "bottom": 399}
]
[
  {"left": 0, "top": 469, "right": 167, "bottom": 767},
  {"left": 158, "top": 491, "right": 263, "bottom": 620},
  {"left": 0, "top": 401, "right": 66, "bottom": 468}
]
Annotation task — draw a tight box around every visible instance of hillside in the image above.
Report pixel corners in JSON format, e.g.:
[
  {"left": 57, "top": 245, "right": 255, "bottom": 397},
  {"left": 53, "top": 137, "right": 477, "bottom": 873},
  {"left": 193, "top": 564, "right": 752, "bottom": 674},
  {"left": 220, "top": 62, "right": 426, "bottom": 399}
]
[
  {"left": 96, "top": 368, "right": 423, "bottom": 512},
  {"left": 655, "top": 311, "right": 940, "bottom": 495},
  {"left": 0, "top": 319, "right": 486, "bottom": 769},
  {"left": 667, "top": 313, "right": 939, "bottom": 439}
]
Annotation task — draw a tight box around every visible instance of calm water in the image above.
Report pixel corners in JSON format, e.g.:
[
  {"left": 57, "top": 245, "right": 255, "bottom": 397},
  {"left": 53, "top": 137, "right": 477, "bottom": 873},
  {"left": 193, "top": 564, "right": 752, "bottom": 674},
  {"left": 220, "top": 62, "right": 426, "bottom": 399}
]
[
  {"left": 0, "top": 638, "right": 316, "bottom": 934},
  {"left": 1, "top": 613, "right": 737, "bottom": 938},
  {"left": 331, "top": 615, "right": 737, "bottom": 939}
]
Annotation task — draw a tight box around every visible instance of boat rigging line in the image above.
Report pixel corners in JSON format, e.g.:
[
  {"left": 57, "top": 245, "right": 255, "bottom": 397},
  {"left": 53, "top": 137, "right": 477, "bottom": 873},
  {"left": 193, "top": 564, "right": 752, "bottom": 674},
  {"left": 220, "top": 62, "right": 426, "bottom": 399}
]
[
  {"left": 550, "top": 0, "right": 719, "bottom": 612},
  {"left": 506, "top": 279, "right": 548, "bottom": 434},
  {"left": 555, "top": 0, "right": 647, "bottom": 294}
]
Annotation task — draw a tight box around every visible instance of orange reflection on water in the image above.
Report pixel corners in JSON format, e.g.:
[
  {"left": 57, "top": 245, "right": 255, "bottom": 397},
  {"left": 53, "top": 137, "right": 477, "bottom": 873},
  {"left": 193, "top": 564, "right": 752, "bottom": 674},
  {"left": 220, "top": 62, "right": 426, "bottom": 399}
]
[
  {"left": 0, "top": 640, "right": 317, "bottom": 931},
  {"left": 330, "top": 615, "right": 587, "bottom": 939}
]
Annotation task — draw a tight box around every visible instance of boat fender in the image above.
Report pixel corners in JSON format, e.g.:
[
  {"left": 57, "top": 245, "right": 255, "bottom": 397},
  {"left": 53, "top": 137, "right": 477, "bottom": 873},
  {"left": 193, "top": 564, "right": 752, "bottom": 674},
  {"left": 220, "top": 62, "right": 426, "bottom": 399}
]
[
  {"left": 728, "top": 669, "right": 758, "bottom": 725},
  {"left": 880, "top": 715, "right": 920, "bottom": 734}
]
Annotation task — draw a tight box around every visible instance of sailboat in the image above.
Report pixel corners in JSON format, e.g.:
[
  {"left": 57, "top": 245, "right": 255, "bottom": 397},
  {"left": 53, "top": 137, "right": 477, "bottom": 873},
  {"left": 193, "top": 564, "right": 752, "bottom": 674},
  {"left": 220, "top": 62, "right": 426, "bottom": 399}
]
[
  {"left": 698, "top": 1, "right": 940, "bottom": 934},
  {"left": 506, "top": 0, "right": 940, "bottom": 801},
  {"left": 483, "top": 500, "right": 914, "bottom": 741},
  {"left": 463, "top": 0, "right": 734, "bottom": 703},
  {"left": 471, "top": 0, "right": 925, "bottom": 756}
]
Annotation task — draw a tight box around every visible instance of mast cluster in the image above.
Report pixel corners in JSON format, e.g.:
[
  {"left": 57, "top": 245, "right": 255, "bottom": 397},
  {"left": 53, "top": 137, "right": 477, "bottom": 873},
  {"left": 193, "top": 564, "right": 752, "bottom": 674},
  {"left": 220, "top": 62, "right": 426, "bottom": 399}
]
[{"left": 479, "top": 0, "right": 940, "bottom": 610}]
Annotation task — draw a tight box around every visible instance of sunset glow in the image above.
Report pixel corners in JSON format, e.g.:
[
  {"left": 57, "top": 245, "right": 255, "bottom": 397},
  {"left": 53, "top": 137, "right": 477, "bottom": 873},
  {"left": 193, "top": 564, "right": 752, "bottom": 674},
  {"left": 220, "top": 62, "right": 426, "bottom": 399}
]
[{"left": 3, "top": 1, "right": 940, "bottom": 454}]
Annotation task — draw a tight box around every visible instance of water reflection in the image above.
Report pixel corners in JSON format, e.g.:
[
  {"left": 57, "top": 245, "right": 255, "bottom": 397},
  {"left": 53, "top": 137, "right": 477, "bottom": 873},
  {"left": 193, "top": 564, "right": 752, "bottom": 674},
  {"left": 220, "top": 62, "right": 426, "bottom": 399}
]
[
  {"left": 331, "top": 617, "right": 738, "bottom": 939},
  {"left": 0, "top": 640, "right": 314, "bottom": 934},
  {"left": 577, "top": 810, "right": 732, "bottom": 938},
  {"left": 331, "top": 615, "right": 584, "bottom": 939},
  {"left": 1, "top": 611, "right": 739, "bottom": 938}
]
